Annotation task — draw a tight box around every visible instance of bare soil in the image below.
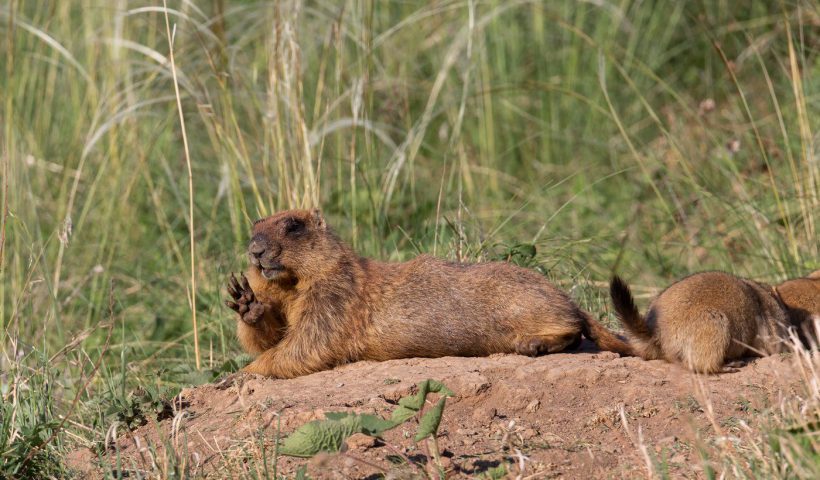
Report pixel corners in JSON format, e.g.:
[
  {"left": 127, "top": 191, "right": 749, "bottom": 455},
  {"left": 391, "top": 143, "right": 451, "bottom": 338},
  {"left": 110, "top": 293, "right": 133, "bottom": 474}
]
[{"left": 68, "top": 341, "right": 805, "bottom": 479}]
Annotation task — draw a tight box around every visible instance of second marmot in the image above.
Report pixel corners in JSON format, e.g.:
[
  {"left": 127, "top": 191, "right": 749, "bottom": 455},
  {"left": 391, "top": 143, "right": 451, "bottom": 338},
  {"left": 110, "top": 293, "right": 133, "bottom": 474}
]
[{"left": 594, "top": 270, "right": 819, "bottom": 373}]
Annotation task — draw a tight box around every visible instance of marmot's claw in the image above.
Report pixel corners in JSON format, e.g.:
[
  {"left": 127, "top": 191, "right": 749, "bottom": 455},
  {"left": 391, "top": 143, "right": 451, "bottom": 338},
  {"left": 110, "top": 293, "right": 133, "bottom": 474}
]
[{"left": 228, "top": 273, "right": 242, "bottom": 300}]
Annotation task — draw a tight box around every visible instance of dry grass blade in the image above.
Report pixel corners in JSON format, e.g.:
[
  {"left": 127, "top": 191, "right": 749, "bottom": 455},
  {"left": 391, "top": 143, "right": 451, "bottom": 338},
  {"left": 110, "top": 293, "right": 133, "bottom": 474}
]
[{"left": 162, "top": 0, "right": 200, "bottom": 370}]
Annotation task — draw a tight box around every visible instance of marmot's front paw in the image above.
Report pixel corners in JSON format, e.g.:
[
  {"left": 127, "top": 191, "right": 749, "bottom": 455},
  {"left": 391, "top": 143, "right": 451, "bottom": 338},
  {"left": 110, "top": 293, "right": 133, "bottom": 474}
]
[{"left": 225, "top": 273, "right": 266, "bottom": 325}]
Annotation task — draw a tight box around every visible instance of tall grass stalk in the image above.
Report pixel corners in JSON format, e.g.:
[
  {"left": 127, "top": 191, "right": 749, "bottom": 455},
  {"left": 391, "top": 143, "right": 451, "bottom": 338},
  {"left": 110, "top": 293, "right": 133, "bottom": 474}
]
[{"left": 162, "top": 0, "right": 200, "bottom": 370}]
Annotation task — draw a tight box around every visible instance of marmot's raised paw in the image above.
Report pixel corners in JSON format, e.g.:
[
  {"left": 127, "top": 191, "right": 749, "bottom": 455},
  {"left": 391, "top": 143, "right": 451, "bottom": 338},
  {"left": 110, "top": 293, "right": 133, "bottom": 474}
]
[{"left": 225, "top": 273, "right": 266, "bottom": 325}]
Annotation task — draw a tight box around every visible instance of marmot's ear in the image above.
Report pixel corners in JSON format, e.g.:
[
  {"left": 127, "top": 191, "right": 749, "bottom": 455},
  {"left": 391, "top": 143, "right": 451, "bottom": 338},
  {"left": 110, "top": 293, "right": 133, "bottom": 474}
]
[
  {"left": 808, "top": 269, "right": 820, "bottom": 280},
  {"left": 310, "top": 208, "right": 326, "bottom": 230}
]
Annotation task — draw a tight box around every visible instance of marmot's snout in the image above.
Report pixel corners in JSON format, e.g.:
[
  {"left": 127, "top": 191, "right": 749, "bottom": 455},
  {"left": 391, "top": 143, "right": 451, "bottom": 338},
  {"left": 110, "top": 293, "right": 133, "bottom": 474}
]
[{"left": 248, "top": 234, "right": 284, "bottom": 279}]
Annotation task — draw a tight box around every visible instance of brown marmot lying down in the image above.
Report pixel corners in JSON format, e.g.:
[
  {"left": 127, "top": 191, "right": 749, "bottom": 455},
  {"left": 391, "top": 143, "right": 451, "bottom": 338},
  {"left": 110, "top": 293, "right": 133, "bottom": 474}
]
[{"left": 225, "top": 208, "right": 625, "bottom": 378}]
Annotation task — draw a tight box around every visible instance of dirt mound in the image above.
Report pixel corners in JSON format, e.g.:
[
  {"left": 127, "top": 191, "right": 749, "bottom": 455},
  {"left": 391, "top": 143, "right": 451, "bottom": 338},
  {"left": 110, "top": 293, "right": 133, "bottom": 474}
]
[{"left": 70, "top": 342, "right": 805, "bottom": 478}]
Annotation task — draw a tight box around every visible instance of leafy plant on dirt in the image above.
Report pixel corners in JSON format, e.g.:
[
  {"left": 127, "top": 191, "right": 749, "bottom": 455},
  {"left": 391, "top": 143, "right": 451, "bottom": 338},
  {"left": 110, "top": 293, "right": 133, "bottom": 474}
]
[
  {"left": 99, "top": 351, "right": 250, "bottom": 427},
  {"left": 279, "top": 379, "right": 453, "bottom": 476},
  {"left": 103, "top": 383, "right": 178, "bottom": 429},
  {"left": 165, "top": 352, "right": 254, "bottom": 386},
  {"left": 280, "top": 379, "right": 453, "bottom": 457}
]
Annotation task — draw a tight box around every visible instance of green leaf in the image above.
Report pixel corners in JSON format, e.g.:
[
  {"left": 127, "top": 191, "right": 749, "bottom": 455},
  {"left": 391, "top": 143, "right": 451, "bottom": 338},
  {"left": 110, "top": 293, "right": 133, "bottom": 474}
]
[
  {"left": 295, "top": 465, "right": 311, "bottom": 480},
  {"left": 512, "top": 243, "right": 537, "bottom": 260},
  {"left": 391, "top": 379, "right": 454, "bottom": 423},
  {"left": 414, "top": 398, "right": 447, "bottom": 441},
  {"left": 278, "top": 415, "right": 362, "bottom": 457},
  {"left": 279, "top": 379, "right": 454, "bottom": 457},
  {"left": 323, "top": 412, "right": 349, "bottom": 421},
  {"left": 325, "top": 412, "right": 396, "bottom": 436}
]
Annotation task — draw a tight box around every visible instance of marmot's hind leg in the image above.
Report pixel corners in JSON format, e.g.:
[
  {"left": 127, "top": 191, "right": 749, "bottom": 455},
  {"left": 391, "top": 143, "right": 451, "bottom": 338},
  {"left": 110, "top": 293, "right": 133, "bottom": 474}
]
[{"left": 515, "top": 331, "right": 581, "bottom": 356}]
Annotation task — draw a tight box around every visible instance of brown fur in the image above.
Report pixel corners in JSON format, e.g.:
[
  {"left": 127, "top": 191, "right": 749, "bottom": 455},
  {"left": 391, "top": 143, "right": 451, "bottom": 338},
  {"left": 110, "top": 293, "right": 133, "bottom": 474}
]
[
  {"left": 226, "top": 209, "right": 604, "bottom": 378},
  {"left": 775, "top": 269, "right": 820, "bottom": 348},
  {"left": 591, "top": 270, "right": 820, "bottom": 373}
]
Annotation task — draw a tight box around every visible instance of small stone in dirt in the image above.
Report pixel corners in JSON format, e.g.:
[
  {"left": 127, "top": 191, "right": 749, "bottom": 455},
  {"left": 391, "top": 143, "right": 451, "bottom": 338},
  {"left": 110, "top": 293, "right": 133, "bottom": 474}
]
[
  {"left": 293, "top": 410, "right": 324, "bottom": 425},
  {"left": 657, "top": 436, "right": 677, "bottom": 445},
  {"left": 591, "top": 352, "right": 619, "bottom": 360},
  {"left": 600, "top": 443, "right": 619, "bottom": 454},
  {"left": 456, "top": 377, "right": 490, "bottom": 396},
  {"left": 381, "top": 387, "right": 409, "bottom": 403},
  {"left": 525, "top": 399, "right": 540, "bottom": 412},
  {"left": 472, "top": 406, "right": 496, "bottom": 422},
  {"left": 457, "top": 428, "right": 478, "bottom": 446},
  {"left": 346, "top": 433, "right": 378, "bottom": 450},
  {"left": 310, "top": 452, "right": 332, "bottom": 469}
]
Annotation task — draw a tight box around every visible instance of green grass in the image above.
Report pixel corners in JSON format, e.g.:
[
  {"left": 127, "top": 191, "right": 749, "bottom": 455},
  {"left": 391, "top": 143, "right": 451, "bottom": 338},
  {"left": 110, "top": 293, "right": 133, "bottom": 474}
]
[{"left": 0, "top": 0, "right": 818, "bottom": 477}]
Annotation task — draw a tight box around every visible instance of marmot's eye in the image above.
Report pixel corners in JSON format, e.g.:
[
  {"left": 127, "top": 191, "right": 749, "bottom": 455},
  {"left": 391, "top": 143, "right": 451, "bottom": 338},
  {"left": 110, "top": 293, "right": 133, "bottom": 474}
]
[{"left": 285, "top": 219, "right": 305, "bottom": 236}]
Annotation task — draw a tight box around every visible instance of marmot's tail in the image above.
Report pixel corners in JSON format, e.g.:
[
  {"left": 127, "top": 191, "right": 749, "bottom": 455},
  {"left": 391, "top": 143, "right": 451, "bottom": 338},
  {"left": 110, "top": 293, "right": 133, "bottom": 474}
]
[
  {"left": 609, "top": 275, "right": 654, "bottom": 343},
  {"left": 580, "top": 311, "right": 635, "bottom": 356}
]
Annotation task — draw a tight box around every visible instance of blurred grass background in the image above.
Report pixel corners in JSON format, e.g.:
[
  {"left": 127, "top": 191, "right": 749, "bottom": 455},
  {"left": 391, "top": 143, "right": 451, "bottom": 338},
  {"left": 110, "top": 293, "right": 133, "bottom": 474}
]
[{"left": 0, "top": 0, "right": 818, "bottom": 476}]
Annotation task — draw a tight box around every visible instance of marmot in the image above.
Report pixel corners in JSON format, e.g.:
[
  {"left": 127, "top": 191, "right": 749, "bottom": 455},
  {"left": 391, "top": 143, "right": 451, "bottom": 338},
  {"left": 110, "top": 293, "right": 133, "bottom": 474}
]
[
  {"left": 225, "top": 209, "right": 621, "bottom": 378},
  {"left": 776, "top": 270, "right": 820, "bottom": 347},
  {"left": 590, "top": 270, "right": 820, "bottom": 373}
]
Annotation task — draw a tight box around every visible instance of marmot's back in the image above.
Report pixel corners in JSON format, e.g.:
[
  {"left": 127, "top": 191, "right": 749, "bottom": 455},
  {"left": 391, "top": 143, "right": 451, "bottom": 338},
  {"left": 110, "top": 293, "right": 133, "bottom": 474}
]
[{"left": 365, "top": 256, "right": 583, "bottom": 358}]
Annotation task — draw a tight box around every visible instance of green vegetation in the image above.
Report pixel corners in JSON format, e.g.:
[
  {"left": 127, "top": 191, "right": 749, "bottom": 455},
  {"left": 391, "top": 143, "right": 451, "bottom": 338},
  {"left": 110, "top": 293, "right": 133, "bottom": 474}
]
[
  {"left": 1, "top": 0, "right": 817, "bottom": 477},
  {"left": 279, "top": 379, "right": 452, "bottom": 458}
]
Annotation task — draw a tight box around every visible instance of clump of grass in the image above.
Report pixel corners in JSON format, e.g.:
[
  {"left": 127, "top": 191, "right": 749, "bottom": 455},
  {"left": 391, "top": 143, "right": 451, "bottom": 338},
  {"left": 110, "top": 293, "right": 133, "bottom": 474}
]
[
  {"left": 625, "top": 330, "right": 820, "bottom": 479},
  {"left": 1, "top": 350, "right": 66, "bottom": 479}
]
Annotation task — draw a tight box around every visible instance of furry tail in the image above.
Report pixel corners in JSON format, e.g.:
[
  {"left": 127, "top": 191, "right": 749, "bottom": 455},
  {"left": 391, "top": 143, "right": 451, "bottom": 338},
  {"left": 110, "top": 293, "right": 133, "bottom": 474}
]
[
  {"left": 580, "top": 311, "right": 635, "bottom": 356},
  {"left": 609, "top": 275, "right": 653, "bottom": 342}
]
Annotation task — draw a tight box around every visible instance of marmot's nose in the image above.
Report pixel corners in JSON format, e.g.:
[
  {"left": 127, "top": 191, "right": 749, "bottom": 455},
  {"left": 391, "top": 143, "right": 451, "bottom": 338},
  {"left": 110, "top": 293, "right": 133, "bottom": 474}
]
[{"left": 248, "top": 235, "right": 267, "bottom": 258}]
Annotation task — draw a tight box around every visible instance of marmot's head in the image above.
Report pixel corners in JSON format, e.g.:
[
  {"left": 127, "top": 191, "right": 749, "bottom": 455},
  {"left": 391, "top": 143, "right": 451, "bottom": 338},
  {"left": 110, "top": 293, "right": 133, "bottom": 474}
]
[
  {"left": 776, "top": 270, "right": 820, "bottom": 342},
  {"left": 248, "top": 209, "right": 338, "bottom": 282}
]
